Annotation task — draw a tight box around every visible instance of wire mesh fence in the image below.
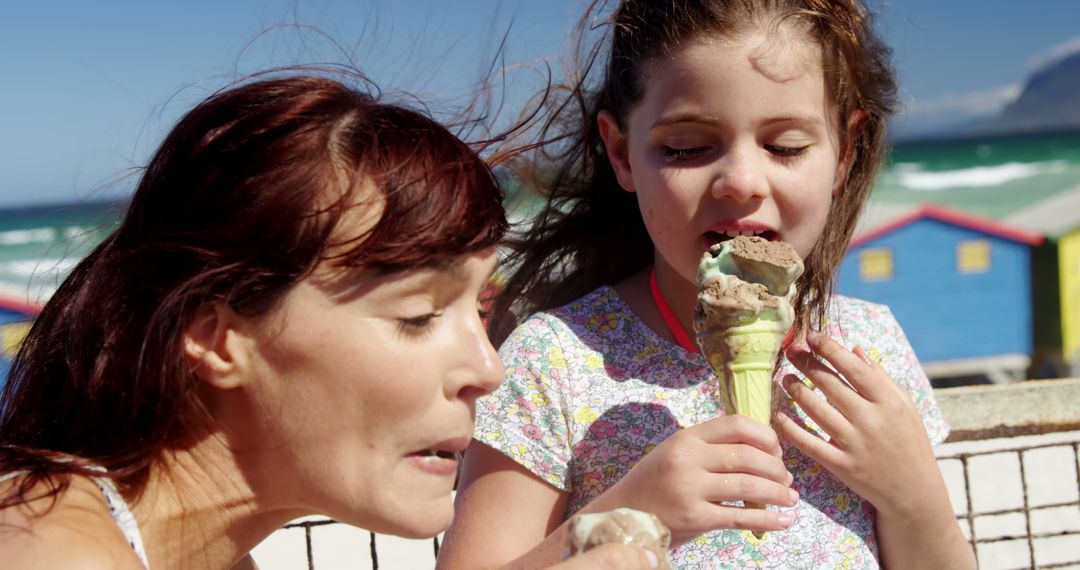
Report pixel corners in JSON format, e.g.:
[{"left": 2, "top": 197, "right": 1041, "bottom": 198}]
[{"left": 252, "top": 379, "right": 1080, "bottom": 569}]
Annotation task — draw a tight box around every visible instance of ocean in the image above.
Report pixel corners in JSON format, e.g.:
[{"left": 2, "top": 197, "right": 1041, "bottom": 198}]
[
  {"left": 3, "top": 130, "right": 1080, "bottom": 304},
  {"left": 876, "top": 129, "right": 1080, "bottom": 220},
  {"left": 0, "top": 200, "right": 124, "bottom": 305},
  {"left": 1, "top": 129, "right": 1079, "bottom": 316}
]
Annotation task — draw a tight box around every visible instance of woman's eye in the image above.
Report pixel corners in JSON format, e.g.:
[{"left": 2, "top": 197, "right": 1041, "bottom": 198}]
[
  {"left": 662, "top": 146, "right": 708, "bottom": 162},
  {"left": 765, "top": 144, "right": 809, "bottom": 158},
  {"left": 398, "top": 312, "right": 440, "bottom": 335}
]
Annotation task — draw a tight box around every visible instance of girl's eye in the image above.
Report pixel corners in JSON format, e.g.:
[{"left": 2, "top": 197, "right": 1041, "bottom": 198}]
[
  {"left": 397, "top": 312, "right": 441, "bottom": 336},
  {"left": 765, "top": 144, "right": 809, "bottom": 158},
  {"left": 662, "top": 146, "right": 708, "bottom": 162}
]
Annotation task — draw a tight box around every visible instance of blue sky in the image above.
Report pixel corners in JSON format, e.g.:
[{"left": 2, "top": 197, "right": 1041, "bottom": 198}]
[{"left": 3, "top": 0, "right": 1079, "bottom": 207}]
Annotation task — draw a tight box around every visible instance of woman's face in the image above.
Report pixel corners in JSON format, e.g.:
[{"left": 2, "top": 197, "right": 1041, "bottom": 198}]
[{"left": 237, "top": 245, "right": 502, "bottom": 537}]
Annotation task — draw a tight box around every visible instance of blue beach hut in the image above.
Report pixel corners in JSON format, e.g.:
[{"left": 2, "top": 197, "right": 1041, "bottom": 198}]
[
  {"left": 0, "top": 296, "right": 39, "bottom": 387},
  {"left": 838, "top": 203, "right": 1044, "bottom": 383}
]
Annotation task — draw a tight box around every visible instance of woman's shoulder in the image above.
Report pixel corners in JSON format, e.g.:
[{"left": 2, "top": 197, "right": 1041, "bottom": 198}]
[{"left": 0, "top": 474, "right": 144, "bottom": 569}]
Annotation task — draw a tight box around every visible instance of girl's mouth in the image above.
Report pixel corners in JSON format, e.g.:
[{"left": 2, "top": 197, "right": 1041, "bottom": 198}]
[{"left": 705, "top": 229, "right": 778, "bottom": 244}]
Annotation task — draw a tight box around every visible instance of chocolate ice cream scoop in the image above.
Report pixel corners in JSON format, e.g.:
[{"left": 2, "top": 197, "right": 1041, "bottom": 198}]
[{"left": 566, "top": 508, "right": 673, "bottom": 569}]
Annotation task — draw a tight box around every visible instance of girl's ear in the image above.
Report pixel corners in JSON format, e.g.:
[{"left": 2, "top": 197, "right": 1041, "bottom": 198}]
[
  {"left": 597, "top": 110, "right": 636, "bottom": 193},
  {"left": 183, "top": 302, "right": 253, "bottom": 390},
  {"left": 835, "top": 109, "right": 868, "bottom": 196}
]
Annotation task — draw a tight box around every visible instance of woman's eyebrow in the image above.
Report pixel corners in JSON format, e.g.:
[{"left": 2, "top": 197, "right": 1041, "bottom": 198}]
[{"left": 422, "top": 257, "right": 463, "bottom": 275}]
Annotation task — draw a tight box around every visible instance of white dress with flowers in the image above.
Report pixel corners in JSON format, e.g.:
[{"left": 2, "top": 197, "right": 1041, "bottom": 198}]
[{"left": 474, "top": 286, "right": 948, "bottom": 569}]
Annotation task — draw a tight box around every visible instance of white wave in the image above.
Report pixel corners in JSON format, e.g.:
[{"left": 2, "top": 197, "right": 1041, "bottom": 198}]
[
  {"left": 63, "top": 225, "right": 96, "bottom": 240},
  {"left": 896, "top": 160, "right": 1069, "bottom": 192},
  {"left": 0, "top": 258, "right": 80, "bottom": 278},
  {"left": 0, "top": 228, "right": 57, "bottom": 245}
]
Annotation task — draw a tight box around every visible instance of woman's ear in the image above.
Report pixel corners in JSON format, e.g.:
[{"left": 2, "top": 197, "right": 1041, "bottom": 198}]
[
  {"left": 835, "top": 109, "right": 868, "bottom": 196},
  {"left": 597, "top": 109, "right": 636, "bottom": 193},
  {"left": 183, "top": 302, "right": 252, "bottom": 390}
]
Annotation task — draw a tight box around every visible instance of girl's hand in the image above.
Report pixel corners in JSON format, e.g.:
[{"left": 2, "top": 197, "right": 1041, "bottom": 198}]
[
  {"left": 776, "top": 330, "right": 942, "bottom": 518},
  {"left": 597, "top": 413, "right": 797, "bottom": 546}
]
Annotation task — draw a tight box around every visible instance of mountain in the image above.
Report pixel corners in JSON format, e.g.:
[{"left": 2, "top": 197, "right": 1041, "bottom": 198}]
[{"left": 969, "top": 50, "right": 1080, "bottom": 135}]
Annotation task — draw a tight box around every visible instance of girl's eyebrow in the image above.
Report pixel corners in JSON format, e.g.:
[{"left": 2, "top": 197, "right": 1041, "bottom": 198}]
[
  {"left": 758, "top": 115, "right": 825, "bottom": 128},
  {"left": 651, "top": 113, "right": 825, "bottom": 131},
  {"left": 651, "top": 113, "right": 727, "bottom": 130}
]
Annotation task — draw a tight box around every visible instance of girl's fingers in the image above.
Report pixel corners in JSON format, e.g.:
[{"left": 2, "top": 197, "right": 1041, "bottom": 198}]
[
  {"left": 701, "top": 470, "right": 799, "bottom": 508},
  {"left": 698, "top": 489, "right": 798, "bottom": 531},
  {"left": 693, "top": 414, "right": 783, "bottom": 457},
  {"left": 785, "top": 346, "right": 865, "bottom": 421},
  {"left": 785, "top": 345, "right": 864, "bottom": 414},
  {"left": 701, "top": 443, "right": 794, "bottom": 485},
  {"left": 804, "top": 331, "right": 888, "bottom": 402},
  {"left": 774, "top": 411, "right": 844, "bottom": 471},
  {"left": 781, "top": 374, "right": 857, "bottom": 448}
]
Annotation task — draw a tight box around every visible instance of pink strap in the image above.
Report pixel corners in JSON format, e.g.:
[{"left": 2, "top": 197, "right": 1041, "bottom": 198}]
[{"left": 649, "top": 268, "right": 700, "bottom": 354}]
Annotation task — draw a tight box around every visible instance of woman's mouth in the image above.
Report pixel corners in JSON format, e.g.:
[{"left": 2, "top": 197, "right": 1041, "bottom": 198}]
[
  {"left": 411, "top": 449, "right": 460, "bottom": 462},
  {"left": 408, "top": 449, "right": 461, "bottom": 477}
]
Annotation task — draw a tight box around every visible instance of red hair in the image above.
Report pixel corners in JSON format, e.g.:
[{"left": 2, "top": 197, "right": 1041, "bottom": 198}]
[{"left": 0, "top": 74, "right": 506, "bottom": 504}]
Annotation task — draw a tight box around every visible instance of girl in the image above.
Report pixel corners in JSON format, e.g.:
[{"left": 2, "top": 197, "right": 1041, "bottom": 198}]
[
  {"left": 439, "top": 1, "right": 974, "bottom": 568},
  {"left": 0, "top": 75, "right": 655, "bottom": 570}
]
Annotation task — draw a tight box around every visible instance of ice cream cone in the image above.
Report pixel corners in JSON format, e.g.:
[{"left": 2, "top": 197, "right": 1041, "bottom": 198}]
[
  {"left": 699, "top": 318, "right": 786, "bottom": 423},
  {"left": 693, "top": 236, "right": 804, "bottom": 539}
]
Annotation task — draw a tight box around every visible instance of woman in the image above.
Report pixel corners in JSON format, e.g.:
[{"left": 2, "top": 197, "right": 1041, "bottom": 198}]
[{"left": 0, "top": 75, "right": 654, "bottom": 569}]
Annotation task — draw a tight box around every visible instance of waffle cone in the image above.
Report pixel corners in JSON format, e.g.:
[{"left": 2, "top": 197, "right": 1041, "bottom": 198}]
[
  {"left": 697, "top": 318, "right": 785, "bottom": 424},
  {"left": 696, "top": 318, "right": 786, "bottom": 537}
]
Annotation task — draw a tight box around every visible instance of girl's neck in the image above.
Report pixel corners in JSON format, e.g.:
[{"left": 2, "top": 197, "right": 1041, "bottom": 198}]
[
  {"left": 130, "top": 433, "right": 304, "bottom": 570},
  {"left": 614, "top": 262, "right": 698, "bottom": 347}
]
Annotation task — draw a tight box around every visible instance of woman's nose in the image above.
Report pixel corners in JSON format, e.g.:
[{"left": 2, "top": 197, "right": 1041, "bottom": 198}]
[
  {"left": 455, "top": 318, "right": 504, "bottom": 401},
  {"left": 710, "top": 147, "right": 767, "bottom": 203}
]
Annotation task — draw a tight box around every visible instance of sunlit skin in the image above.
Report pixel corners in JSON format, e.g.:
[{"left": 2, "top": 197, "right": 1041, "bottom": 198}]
[
  {"left": 599, "top": 32, "right": 842, "bottom": 330},
  {"left": 229, "top": 247, "right": 504, "bottom": 538}
]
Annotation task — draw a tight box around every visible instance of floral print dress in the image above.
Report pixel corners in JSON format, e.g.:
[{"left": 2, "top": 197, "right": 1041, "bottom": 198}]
[{"left": 474, "top": 286, "right": 948, "bottom": 569}]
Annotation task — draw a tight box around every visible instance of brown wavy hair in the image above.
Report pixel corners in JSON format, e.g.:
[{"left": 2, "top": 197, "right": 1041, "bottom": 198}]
[
  {"left": 489, "top": 0, "right": 897, "bottom": 344},
  {"left": 0, "top": 74, "right": 506, "bottom": 507}
]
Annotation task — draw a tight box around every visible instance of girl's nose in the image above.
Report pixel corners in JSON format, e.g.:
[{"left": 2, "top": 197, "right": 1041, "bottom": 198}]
[{"left": 710, "top": 148, "right": 767, "bottom": 203}]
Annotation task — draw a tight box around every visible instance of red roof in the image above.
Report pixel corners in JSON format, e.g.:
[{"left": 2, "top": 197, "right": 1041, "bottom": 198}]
[
  {"left": 0, "top": 295, "right": 43, "bottom": 317},
  {"left": 849, "top": 203, "right": 1045, "bottom": 249}
]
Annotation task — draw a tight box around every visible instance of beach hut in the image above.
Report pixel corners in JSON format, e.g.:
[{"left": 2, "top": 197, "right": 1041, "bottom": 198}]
[
  {"left": 0, "top": 296, "right": 39, "bottom": 386},
  {"left": 1000, "top": 184, "right": 1080, "bottom": 377},
  {"left": 1060, "top": 227, "right": 1080, "bottom": 373},
  {"left": 838, "top": 203, "right": 1044, "bottom": 383}
]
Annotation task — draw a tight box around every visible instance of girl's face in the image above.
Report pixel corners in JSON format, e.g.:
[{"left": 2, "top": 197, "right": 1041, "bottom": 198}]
[
  {"left": 600, "top": 29, "right": 844, "bottom": 287},
  {"left": 237, "top": 246, "right": 502, "bottom": 538}
]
